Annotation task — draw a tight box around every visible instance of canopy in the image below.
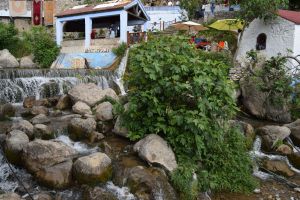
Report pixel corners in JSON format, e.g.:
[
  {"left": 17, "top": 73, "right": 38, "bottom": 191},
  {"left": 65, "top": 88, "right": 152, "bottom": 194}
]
[
  {"left": 209, "top": 19, "right": 244, "bottom": 31},
  {"left": 171, "top": 21, "right": 208, "bottom": 32}
]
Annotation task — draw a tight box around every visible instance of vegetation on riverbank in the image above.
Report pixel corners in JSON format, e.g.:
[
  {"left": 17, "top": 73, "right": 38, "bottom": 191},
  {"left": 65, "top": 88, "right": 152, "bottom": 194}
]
[{"left": 121, "top": 35, "right": 257, "bottom": 199}]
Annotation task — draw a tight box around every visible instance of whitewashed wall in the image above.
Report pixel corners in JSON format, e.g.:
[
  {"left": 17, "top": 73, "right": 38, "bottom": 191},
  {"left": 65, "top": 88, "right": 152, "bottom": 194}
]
[
  {"left": 294, "top": 25, "right": 300, "bottom": 57},
  {"left": 236, "top": 17, "right": 295, "bottom": 63}
]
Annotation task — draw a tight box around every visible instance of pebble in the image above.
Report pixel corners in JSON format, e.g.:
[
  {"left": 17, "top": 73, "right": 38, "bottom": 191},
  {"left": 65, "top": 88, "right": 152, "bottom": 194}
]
[
  {"left": 254, "top": 188, "right": 261, "bottom": 194},
  {"left": 294, "top": 188, "right": 300, "bottom": 193}
]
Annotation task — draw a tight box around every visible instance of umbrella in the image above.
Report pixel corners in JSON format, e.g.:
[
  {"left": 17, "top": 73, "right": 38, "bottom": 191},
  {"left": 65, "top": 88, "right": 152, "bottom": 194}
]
[
  {"left": 209, "top": 19, "right": 244, "bottom": 31},
  {"left": 171, "top": 21, "right": 208, "bottom": 32}
]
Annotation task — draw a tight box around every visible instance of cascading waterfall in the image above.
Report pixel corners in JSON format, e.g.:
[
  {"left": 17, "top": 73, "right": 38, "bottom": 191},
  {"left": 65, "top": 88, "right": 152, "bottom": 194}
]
[{"left": 0, "top": 69, "right": 119, "bottom": 104}]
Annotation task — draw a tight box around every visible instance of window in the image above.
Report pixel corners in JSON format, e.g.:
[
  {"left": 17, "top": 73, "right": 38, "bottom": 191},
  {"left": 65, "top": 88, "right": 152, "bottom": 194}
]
[{"left": 256, "top": 33, "right": 267, "bottom": 51}]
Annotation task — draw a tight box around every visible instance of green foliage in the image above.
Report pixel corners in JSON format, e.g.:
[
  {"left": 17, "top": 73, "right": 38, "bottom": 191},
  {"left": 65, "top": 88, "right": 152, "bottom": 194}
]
[
  {"left": 122, "top": 35, "right": 257, "bottom": 198},
  {"left": 112, "top": 42, "right": 127, "bottom": 57},
  {"left": 24, "top": 26, "right": 60, "bottom": 68},
  {"left": 239, "top": 0, "right": 288, "bottom": 25}
]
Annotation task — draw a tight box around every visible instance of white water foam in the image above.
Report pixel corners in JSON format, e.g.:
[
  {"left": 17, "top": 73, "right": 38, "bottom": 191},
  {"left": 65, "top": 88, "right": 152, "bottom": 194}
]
[
  {"left": 55, "top": 135, "right": 98, "bottom": 154},
  {"left": 105, "top": 181, "right": 136, "bottom": 200}
]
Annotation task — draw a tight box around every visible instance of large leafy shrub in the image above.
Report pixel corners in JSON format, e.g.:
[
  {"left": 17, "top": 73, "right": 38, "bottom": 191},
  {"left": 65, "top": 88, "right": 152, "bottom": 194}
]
[
  {"left": 24, "top": 26, "right": 59, "bottom": 68},
  {"left": 121, "top": 36, "right": 257, "bottom": 198}
]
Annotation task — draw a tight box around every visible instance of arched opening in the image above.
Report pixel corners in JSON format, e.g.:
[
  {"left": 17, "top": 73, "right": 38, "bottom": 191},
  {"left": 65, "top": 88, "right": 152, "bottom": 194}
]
[{"left": 256, "top": 33, "right": 267, "bottom": 50}]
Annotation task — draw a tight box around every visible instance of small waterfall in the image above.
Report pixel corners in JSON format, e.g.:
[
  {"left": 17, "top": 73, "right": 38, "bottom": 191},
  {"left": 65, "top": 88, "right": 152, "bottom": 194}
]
[
  {"left": 105, "top": 181, "right": 136, "bottom": 200},
  {"left": 112, "top": 49, "right": 129, "bottom": 96},
  {"left": 0, "top": 69, "right": 116, "bottom": 104}
]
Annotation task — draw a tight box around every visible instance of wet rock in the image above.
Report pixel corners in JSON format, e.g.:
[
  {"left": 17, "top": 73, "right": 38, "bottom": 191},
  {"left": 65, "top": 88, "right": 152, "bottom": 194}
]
[
  {"left": 134, "top": 134, "right": 177, "bottom": 172},
  {"left": 56, "top": 95, "right": 72, "bottom": 110},
  {"left": 68, "top": 83, "right": 104, "bottom": 107},
  {"left": 83, "top": 186, "right": 117, "bottom": 200},
  {"left": 40, "top": 82, "right": 60, "bottom": 99},
  {"left": 20, "top": 55, "right": 36, "bottom": 68},
  {"left": 34, "top": 124, "right": 54, "bottom": 140},
  {"left": 73, "top": 152, "right": 112, "bottom": 184},
  {"left": 113, "top": 117, "right": 128, "bottom": 138},
  {"left": 72, "top": 101, "right": 92, "bottom": 116},
  {"left": 30, "top": 114, "right": 50, "bottom": 125},
  {"left": 89, "top": 131, "right": 105, "bottom": 143},
  {"left": 58, "top": 114, "right": 81, "bottom": 121},
  {"left": 49, "top": 110, "right": 62, "bottom": 117},
  {"left": 0, "top": 192, "right": 21, "bottom": 200},
  {"left": 23, "top": 96, "right": 36, "bottom": 108},
  {"left": 22, "top": 139, "right": 76, "bottom": 173},
  {"left": 276, "top": 144, "right": 292, "bottom": 155},
  {"left": 95, "top": 102, "right": 113, "bottom": 121},
  {"left": 229, "top": 120, "right": 255, "bottom": 139},
  {"left": 0, "top": 49, "right": 19, "bottom": 68},
  {"left": 0, "top": 103, "right": 15, "bottom": 120},
  {"left": 256, "top": 126, "right": 290, "bottom": 151},
  {"left": 5, "top": 130, "right": 29, "bottom": 165},
  {"left": 240, "top": 77, "right": 291, "bottom": 123},
  {"left": 31, "top": 106, "right": 49, "bottom": 116},
  {"left": 68, "top": 117, "right": 96, "bottom": 140},
  {"left": 284, "top": 120, "right": 300, "bottom": 146},
  {"left": 263, "top": 160, "right": 294, "bottom": 177},
  {"left": 33, "top": 193, "right": 52, "bottom": 200},
  {"left": 36, "top": 160, "right": 73, "bottom": 189},
  {"left": 11, "top": 119, "right": 34, "bottom": 139},
  {"left": 288, "top": 152, "right": 300, "bottom": 169}
]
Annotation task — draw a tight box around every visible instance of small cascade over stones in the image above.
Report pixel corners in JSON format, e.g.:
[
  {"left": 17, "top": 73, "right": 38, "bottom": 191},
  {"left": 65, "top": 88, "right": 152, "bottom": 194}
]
[{"left": 0, "top": 69, "right": 120, "bottom": 104}]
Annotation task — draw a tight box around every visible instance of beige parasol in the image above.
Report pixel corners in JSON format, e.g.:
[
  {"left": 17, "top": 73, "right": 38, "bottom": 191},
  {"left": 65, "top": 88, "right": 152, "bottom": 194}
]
[{"left": 172, "top": 21, "right": 208, "bottom": 32}]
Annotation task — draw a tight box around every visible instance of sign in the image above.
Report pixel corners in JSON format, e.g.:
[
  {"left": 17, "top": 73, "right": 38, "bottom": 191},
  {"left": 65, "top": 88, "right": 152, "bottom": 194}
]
[
  {"left": 44, "top": 0, "right": 54, "bottom": 25},
  {"left": 9, "top": 0, "right": 27, "bottom": 17},
  {"left": 32, "top": 0, "right": 42, "bottom": 25}
]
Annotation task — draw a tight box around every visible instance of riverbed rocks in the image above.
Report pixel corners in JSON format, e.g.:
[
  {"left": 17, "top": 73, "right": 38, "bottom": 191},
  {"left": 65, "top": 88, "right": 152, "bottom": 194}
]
[
  {"left": 4, "top": 130, "right": 29, "bottom": 165},
  {"left": 22, "top": 139, "right": 76, "bottom": 173},
  {"left": 68, "top": 117, "right": 96, "bottom": 140},
  {"left": 240, "top": 77, "right": 291, "bottom": 123},
  {"left": 73, "top": 152, "right": 112, "bottom": 184},
  {"left": 31, "top": 106, "right": 49, "bottom": 116},
  {"left": 30, "top": 114, "right": 50, "bottom": 125},
  {"left": 72, "top": 101, "right": 92, "bottom": 116},
  {"left": 263, "top": 160, "right": 295, "bottom": 177},
  {"left": 0, "top": 49, "right": 19, "bottom": 68},
  {"left": 56, "top": 95, "right": 72, "bottom": 110},
  {"left": 0, "top": 192, "right": 22, "bottom": 200},
  {"left": 11, "top": 119, "right": 34, "bottom": 139},
  {"left": 34, "top": 124, "right": 54, "bottom": 140},
  {"left": 83, "top": 186, "right": 117, "bottom": 200},
  {"left": 0, "top": 103, "right": 15, "bottom": 120},
  {"left": 256, "top": 126, "right": 291, "bottom": 151},
  {"left": 95, "top": 102, "right": 113, "bottom": 121},
  {"left": 133, "top": 134, "right": 178, "bottom": 172}
]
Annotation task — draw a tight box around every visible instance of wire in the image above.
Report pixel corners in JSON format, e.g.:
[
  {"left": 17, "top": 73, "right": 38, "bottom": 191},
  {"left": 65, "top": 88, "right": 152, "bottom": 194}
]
[{"left": 0, "top": 146, "right": 34, "bottom": 200}]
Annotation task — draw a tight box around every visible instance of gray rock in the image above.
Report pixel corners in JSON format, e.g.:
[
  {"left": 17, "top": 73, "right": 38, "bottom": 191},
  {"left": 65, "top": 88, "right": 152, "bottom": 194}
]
[
  {"left": 22, "top": 139, "right": 76, "bottom": 173},
  {"left": 0, "top": 103, "right": 15, "bottom": 120},
  {"left": 0, "top": 49, "right": 19, "bottom": 68},
  {"left": 36, "top": 160, "right": 73, "bottom": 189},
  {"left": 72, "top": 101, "right": 92, "bottom": 116},
  {"left": 58, "top": 114, "right": 81, "bottom": 121},
  {"left": 73, "top": 152, "right": 112, "bottom": 184},
  {"left": 20, "top": 56, "right": 36, "bottom": 68},
  {"left": 113, "top": 117, "right": 128, "bottom": 138},
  {"left": 34, "top": 124, "right": 54, "bottom": 140},
  {"left": 89, "top": 131, "right": 105, "bottom": 143},
  {"left": 83, "top": 186, "right": 117, "bottom": 200},
  {"left": 95, "top": 102, "right": 113, "bottom": 121},
  {"left": 56, "top": 95, "right": 72, "bottom": 110},
  {"left": 30, "top": 114, "right": 50, "bottom": 125},
  {"left": 11, "top": 120, "right": 34, "bottom": 139},
  {"left": 263, "top": 160, "right": 294, "bottom": 177},
  {"left": 284, "top": 119, "right": 300, "bottom": 146},
  {"left": 134, "top": 134, "right": 177, "bottom": 172},
  {"left": 31, "top": 106, "right": 49, "bottom": 116},
  {"left": 256, "top": 126, "right": 291, "bottom": 151},
  {"left": 5, "top": 130, "right": 29, "bottom": 165},
  {"left": 102, "top": 88, "right": 119, "bottom": 102},
  {"left": 0, "top": 192, "right": 21, "bottom": 200},
  {"left": 68, "top": 117, "right": 96, "bottom": 140},
  {"left": 32, "top": 193, "right": 52, "bottom": 200}
]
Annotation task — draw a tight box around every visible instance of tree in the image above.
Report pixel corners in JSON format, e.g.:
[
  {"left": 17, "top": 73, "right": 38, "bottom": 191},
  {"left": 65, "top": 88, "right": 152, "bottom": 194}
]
[{"left": 179, "top": 0, "right": 201, "bottom": 19}]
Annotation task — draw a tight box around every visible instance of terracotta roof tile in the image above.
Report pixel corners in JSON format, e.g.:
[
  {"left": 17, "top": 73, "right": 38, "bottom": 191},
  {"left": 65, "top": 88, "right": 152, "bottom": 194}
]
[
  {"left": 278, "top": 9, "right": 300, "bottom": 25},
  {"left": 56, "top": 0, "right": 133, "bottom": 17}
]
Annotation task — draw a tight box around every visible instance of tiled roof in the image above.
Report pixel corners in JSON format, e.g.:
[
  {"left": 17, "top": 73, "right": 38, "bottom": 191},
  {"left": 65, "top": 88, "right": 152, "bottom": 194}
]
[
  {"left": 278, "top": 9, "right": 300, "bottom": 25},
  {"left": 56, "top": 0, "right": 133, "bottom": 18}
]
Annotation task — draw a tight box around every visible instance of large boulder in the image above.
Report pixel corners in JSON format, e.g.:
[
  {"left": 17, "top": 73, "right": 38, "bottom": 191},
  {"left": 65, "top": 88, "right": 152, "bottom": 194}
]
[
  {"left": 5, "top": 130, "right": 29, "bottom": 165},
  {"left": 72, "top": 101, "right": 92, "bottom": 116},
  {"left": 263, "top": 160, "right": 294, "bottom": 177},
  {"left": 11, "top": 119, "right": 34, "bottom": 139},
  {"left": 68, "top": 117, "right": 96, "bottom": 140},
  {"left": 133, "top": 134, "right": 177, "bottom": 172},
  {"left": 56, "top": 95, "right": 72, "bottom": 110},
  {"left": 256, "top": 125, "right": 291, "bottom": 151},
  {"left": 0, "top": 49, "right": 19, "bottom": 68},
  {"left": 0, "top": 103, "right": 15, "bottom": 120},
  {"left": 0, "top": 193, "right": 21, "bottom": 200},
  {"left": 73, "top": 152, "right": 112, "bottom": 184},
  {"left": 285, "top": 119, "right": 300, "bottom": 146},
  {"left": 240, "top": 77, "right": 291, "bottom": 123},
  {"left": 36, "top": 160, "right": 73, "bottom": 189},
  {"left": 23, "top": 97, "right": 55, "bottom": 108},
  {"left": 20, "top": 56, "right": 36, "bottom": 68},
  {"left": 113, "top": 117, "right": 128, "bottom": 138},
  {"left": 22, "top": 139, "right": 76, "bottom": 173},
  {"left": 95, "top": 102, "right": 113, "bottom": 121},
  {"left": 68, "top": 84, "right": 118, "bottom": 107},
  {"left": 30, "top": 114, "right": 50, "bottom": 125},
  {"left": 34, "top": 124, "right": 54, "bottom": 140},
  {"left": 31, "top": 106, "right": 49, "bottom": 116}
]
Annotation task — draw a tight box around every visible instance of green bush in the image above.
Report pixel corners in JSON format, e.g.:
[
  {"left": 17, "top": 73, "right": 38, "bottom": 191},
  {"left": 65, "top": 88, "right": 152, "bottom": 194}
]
[
  {"left": 24, "top": 26, "right": 60, "bottom": 68},
  {"left": 121, "top": 36, "right": 257, "bottom": 198},
  {"left": 112, "top": 42, "right": 127, "bottom": 57}
]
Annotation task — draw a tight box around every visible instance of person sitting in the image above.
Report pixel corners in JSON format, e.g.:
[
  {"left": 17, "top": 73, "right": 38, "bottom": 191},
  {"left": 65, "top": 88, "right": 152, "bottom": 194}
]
[{"left": 218, "top": 41, "right": 225, "bottom": 50}]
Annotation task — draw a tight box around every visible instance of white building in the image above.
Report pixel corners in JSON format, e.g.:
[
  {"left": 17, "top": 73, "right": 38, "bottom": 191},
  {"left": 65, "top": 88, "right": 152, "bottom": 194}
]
[{"left": 236, "top": 10, "right": 300, "bottom": 64}]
